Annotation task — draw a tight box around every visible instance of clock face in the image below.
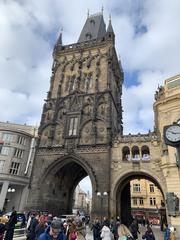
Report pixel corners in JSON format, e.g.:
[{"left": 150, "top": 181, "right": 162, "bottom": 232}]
[{"left": 165, "top": 125, "right": 180, "bottom": 142}]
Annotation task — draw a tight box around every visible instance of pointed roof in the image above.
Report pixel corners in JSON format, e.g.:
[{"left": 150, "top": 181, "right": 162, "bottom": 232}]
[
  {"left": 107, "top": 18, "right": 114, "bottom": 35},
  {"left": 78, "top": 13, "right": 106, "bottom": 43},
  {"left": 56, "top": 32, "right": 62, "bottom": 46}
]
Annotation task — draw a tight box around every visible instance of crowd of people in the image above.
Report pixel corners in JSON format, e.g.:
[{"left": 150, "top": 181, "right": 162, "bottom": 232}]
[{"left": 0, "top": 208, "right": 177, "bottom": 240}]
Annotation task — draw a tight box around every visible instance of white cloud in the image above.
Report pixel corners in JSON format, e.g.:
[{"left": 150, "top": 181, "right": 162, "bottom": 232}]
[{"left": 0, "top": 0, "right": 180, "bottom": 133}]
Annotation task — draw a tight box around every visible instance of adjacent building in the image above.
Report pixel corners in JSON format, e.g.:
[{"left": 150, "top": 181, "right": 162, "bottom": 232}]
[
  {"left": 131, "top": 179, "right": 163, "bottom": 224},
  {"left": 0, "top": 122, "right": 38, "bottom": 212},
  {"left": 73, "top": 185, "right": 91, "bottom": 214}
]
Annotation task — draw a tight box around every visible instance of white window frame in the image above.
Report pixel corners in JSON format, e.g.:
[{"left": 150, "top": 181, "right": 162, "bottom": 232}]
[
  {"left": 139, "top": 197, "right": 144, "bottom": 205},
  {"left": 1, "top": 146, "right": 10, "bottom": 155},
  {"left": 150, "top": 197, "right": 156, "bottom": 206},
  {"left": 0, "top": 160, "right": 5, "bottom": 172},
  {"left": 2, "top": 133, "right": 14, "bottom": 143},
  {"left": 133, "top": 198, "right": 138, "bottom": 205},
  {"left": 9, "top": 162, "right": 20, "bottom": 175},
  {"left": 14, "top": 148, "right": 24, "bottom": 158},
  {"left": 17, "top": 136, "right": 26, "bottom": 145},
  {"left": 150, "top": 184, "right": 155, "bottom": 193},
  {"left": 133, "top": 184, "right": 141, "bottom": 192},
  {"left": 68, "top": 117, "right": 78, "bottom": 136}
]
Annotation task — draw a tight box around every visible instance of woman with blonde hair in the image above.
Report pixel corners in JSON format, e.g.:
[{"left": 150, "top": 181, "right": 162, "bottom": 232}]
[{"left": 118, "top": 224, "right": 133, "bottom": 240}]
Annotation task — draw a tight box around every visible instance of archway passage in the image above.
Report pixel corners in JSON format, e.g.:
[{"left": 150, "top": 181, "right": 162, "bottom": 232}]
[
  {"left": 116, "top": 173, "right": 166, "bottom": 227},
  {"left": 39, "top": 160, "right": 93, "bottom": 216}
]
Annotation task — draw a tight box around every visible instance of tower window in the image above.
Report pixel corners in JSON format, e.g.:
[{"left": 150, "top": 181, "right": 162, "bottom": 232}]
[{"left": 68, "top": 117, "right": 78, "bottom": 136}]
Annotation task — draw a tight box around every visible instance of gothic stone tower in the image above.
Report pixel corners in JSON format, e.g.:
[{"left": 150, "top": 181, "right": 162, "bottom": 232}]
[{"left": 27, "top": 12, "right": 123, "bottom": 216}]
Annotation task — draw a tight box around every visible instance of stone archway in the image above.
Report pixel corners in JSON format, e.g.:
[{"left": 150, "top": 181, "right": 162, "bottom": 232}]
[
  {"left": 111, "top": 170, "right": 167, "bottom": 226},
  {"left": 27, "top": 154, "right": 97, "bottom": 216}
]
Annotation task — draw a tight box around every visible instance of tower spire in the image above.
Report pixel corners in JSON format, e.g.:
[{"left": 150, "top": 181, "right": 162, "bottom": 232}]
[
  {"left": 107, "top": 15, "right": 114, "bottom": 34},
  {"left": 56, "top": 27, "right": 63, "bottom": 46},
  {"left": 87, "top": 8, "right": 90, "bottom": 18},
  {"left": 101, "top": 5, "right": 104, "bottom": 14}
]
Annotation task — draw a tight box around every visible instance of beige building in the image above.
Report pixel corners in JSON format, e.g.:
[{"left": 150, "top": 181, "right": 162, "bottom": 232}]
[
  {"left": 0, "top": 122, "right": 37, "bottom": 212},
  {"left": 73, "top": 185, "right": 91, "bottom": 214},
  {"left": 131, "top": 179, "right": 163, "bottom": 223}
]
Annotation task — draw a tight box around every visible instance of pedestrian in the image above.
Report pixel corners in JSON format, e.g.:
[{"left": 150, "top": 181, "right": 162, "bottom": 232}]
[
  {"left": 68, "top": 220, "right": 77, "bottom": 240},
  {"left": 38, "top": 219, "right": 66, "bottom": 240},
  {"left": 76, "top": 221, "right": 85, "bottom": 240},
  {"left": 85, "top": 223, "right": 93, "bottom": 240},
  {"left": 100, "top": 222, "right": 112, "bottom": 240},
  {"left": 0, "top": 220, "right": 6, "bottom": 240},
  {"left": 117, "top": 224, "right": 134, "bottom": 240},
  {"left": 164, "top": 224, "right": 170, "bottom": 240},
  {"left": 35, "top": 221, "right": 46, "bottom": 240},
  {"left": 92, "top": 218, "right": 101, "bottom": 240},
  {"left": 129, "top": 219, "right": 139, "bottom": 240},
  {"left": 169, "top": 226, "right": 176, "bottom": 240},
  {"left": 4, "top": 206, "right": 17, "bottom": 240},
  {"left": 142, "top": 225, "right": 155, "bottom": 240},
  {"left": 27, "top": 212, "right": 39, "bottom": 240}
]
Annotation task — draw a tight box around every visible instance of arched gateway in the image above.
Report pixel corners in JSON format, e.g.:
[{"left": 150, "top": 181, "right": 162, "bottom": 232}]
[{"left": 27, "top": 12, "right": 180, "bottom": 235}]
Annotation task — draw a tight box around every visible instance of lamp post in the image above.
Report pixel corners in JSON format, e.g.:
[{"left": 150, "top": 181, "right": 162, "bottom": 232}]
[{"left": 97, "top": 191, "right": 108, "bottom": 222}]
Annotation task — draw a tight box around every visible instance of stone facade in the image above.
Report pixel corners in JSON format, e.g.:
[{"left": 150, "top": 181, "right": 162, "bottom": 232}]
[
  {"left": 27, "top": 13, "right": 180, "bottom": 236},
  {"left": 0, "top": 122, "right": 37, "bottom": 212}
]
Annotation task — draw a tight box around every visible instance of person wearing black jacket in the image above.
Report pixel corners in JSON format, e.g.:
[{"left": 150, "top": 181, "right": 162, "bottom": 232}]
[
  {"left": 4, "top": 207, "right": 17, "bottom": 240},
  {"left": 92, "top": 218, "right": 101, "bottom": 240}
]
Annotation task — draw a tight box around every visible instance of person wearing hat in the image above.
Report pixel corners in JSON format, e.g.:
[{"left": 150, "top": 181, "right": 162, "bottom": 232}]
[{"left": 38, "top": 219, "right": 66, "bottom": 240}]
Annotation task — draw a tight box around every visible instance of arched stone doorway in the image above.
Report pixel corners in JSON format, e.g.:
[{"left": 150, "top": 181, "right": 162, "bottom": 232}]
[
  {"left": 112, "top": 171, "right": 167, "bottom": 227},
  {"left": 28, "top": 154, "right": 96, "bottom": 216}
]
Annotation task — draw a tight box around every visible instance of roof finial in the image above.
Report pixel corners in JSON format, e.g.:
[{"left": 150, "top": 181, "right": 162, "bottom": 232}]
[
  {"left": 60, "top": 26, "right": 63, "bottom": 33},
  {"left": 109, "top": 14, "right": 111, "bottom": 21},
  {"left": 101, "top": 5, "right": 104, "bottom": 14},
  {"left": 87, "top": 8, "right": 90, "bottom": 18}
]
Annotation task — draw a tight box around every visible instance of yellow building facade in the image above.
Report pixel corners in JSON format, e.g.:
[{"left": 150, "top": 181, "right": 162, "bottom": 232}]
[{"left": 131, "top": 179, "right": 163, "bottom": 224}]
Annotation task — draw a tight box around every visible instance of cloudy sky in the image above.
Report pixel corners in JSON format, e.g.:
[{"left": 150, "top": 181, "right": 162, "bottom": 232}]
[{"left": 1, "top": 0, "right": 180, "bottom": 193}]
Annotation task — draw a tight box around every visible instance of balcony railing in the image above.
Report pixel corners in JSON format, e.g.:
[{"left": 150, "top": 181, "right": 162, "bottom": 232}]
[{"left": 122, "top": 154, "right": 150, "bottom": 162}]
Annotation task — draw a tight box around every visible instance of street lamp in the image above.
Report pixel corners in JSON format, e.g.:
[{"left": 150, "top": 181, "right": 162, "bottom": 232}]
[
  {"left": 97, "top": 191, "right": 108, "bottom": 222},
  {"left": 7, "top": 187, "right": 16, "bottom": 193}
]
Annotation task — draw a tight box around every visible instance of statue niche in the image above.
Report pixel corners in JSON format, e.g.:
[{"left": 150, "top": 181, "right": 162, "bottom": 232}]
[
  {"left": 83, "top": 105, "right": 93, "bottom": 116},
  {"left": 96, "top": 120, "right": 107, "bottom": 144},
  {"left": 39, "top": 126, "right": 52, "bottom": 147},
  {"left": 53, "top": 123, "right": 64, "bottom": 146},
  {"left": 80, "top": 121, "right": 93, "bottom": 145},
  {"left": 97, "top": 103, "right": 107, "bottom": 117}
]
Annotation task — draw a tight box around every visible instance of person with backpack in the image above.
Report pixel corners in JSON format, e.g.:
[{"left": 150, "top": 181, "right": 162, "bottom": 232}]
[
  {"left": 142, "top": 225, "right": 155, "bottom": 240},
  {"left": 117, "top": 224, "right": 134, "bottom": 240}
]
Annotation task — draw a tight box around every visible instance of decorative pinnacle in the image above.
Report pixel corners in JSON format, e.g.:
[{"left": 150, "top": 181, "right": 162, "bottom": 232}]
[
  {"left": 101, "top": 5, "right": 104, "bottom": 14},
  {"left": 109, "top": 14, "right": 111, "bottom": 21},
  {"left": 87, "top": 9, "right": 90, "bottom": 18}
]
